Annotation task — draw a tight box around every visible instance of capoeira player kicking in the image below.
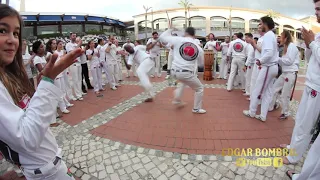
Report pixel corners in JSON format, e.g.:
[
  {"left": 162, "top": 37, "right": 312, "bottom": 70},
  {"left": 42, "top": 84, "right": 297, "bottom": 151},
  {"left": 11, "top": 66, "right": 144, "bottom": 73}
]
[
  {"left": 122, "top": 45, "right": 156, "bottom": 102},
  {"left": 159, "top": 27, "right": 206, "bottom": 114},
  {"left": 279, "top": 0, "right": 320, "bottom": 167}
]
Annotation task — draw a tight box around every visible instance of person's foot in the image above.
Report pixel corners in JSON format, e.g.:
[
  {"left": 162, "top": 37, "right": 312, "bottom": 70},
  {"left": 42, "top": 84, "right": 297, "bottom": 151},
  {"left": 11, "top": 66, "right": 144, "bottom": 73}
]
[
  {"left": 95, "top": 92, "right": 103, "bottom": 97},
  {"left": 115, "top": 84, "right": 121, "bottom": 87},
  {"left": 71, "top": 97, "right": 77, "bottom": 101},
  {"left": 62, "top": 109, "right": 70, "bottom": 114},
  {"left": 286, "top": 170, "right": 296, "bottom": 180},
  {"left": 50, "top": 123, "right": 60, "bottom": 127},
  {"left": 82, "top": 89, "right": 87, "bottom": 93},
  {"left": 165, "top": 75, "right": 170, "bottom": 79},
  {"left": 227, "top": 89, "right": 232, "bottom": 92},
  {"left": 279, "top": 144, "right": 290, "bottom": 149},
  {"left": 144, "top": 98, "right": 154, "bottom": 102},
  {"left": 255, "top": 115, "right": 266, "bottom": 122},
  {"left": 67, "top": 103, "right": 74, "bottom": 108},
  {"left": 99, "top": 88, "right": 106, "bottom": 91},
  {"left": 150, "top": 75, "right": 155, "bottom": 78},
  {"left": 157, "top": 75, "right": 161, "bottom": 78},
  {"left": 192, "top": 109, "right": 207, "bottom": 114},
  {"left": 241, "top": 89, "right": 246, "bottom": 93},
  {"left": 279, "top": 114, "right": 288, "bottom": 120},
  {"left": 88, "top": 86, "right": 94, "bottom": 89},
  {"left": 246, "top": 98, "right": 250, "bottom": 101},
  {"left": 111, "top": 87, "right": 117, "bottom": 90},
  {"left": 126, "top": 75, "right": 130, "bottom": 78},
  {"left": 172, "top": 100, "right": 186, "bottom": 108},
  {"left": 15, "top": 170, "right": 24, "bottom": 177},
  {"left": 77, "top": 97, "right": 83, "bottom": 101},
  {"left": 82, "top": 92, "right": 87, "bottom": 96},
  {"left": 243, "top": 110, "right": 255, "bottom": 118},
  {"left": 243, "top": 93, "right": 249, "bottom": 96},
  {"left": 282, "top": 156, "right": 292, "bottom": 165},
  {"left": 270, "top": 102, "right": 280, "bottom": 111},
  {"left": 119, "top": 80, "right": 123, "bottom": 82}
]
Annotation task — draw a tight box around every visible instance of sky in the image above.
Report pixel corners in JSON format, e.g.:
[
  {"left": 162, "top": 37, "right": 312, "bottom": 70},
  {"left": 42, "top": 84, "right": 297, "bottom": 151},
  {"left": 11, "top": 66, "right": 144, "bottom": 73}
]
[{"left": 8, "top": 0, "right": 315, "bottom": 21}]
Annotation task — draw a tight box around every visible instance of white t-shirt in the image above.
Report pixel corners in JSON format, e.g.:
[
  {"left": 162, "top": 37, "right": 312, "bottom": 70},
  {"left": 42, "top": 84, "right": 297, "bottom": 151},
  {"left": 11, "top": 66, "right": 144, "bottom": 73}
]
[
  {"left": 260, "top": 30, "right": 278, "bottom": 66},
  {"left": 54, "top": 50, "right": 65, "bottom": 78},
  {"left": 97, "top": 44, "right": 107, "bottom": 62},
  {"left": 204, "top": 40, "right": 218, "bottom": 53},
  {"left": 106, "top": 44, "right": 118, "bottom": 65},
  {"left": 127, "top": 45, "right": 149, "bottom": 65},
  {"left": 279, "top": 43, "right": 300, "bottom": 72},
  {"left": 66, "top": 42, "right": 80, "bottom": 64},
  {"left": 80, "top": 53, "right": 87, "bottom": 64},
  {"left": 33, "top": 55, "right": 47, "bottom": 72},
  {"left": 23, "top": 53, "right": 33, "bottom": 79},
  {"left": 86, "top": 49, "right": 99, "bottom": 67},
  {"left": 227, "top": 39, "right": 248, "bottom": 59},
  {"left": 147, "top": 38, "right": 161, "bottom": 57},
  {"left": 45, "top": 52, "right": 52, "bottom": 60},
  {"left": 220, "top": 42, "right": 229, "bottom": 56},
  {"left": 159, "top": 29, "right": 204, "bottom": 72}
]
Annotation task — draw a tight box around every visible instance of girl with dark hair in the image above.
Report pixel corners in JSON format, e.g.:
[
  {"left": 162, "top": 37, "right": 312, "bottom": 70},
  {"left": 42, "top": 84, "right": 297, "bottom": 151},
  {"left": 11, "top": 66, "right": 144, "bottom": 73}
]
[
  {"left": 32, "top": 40, "right": 46, "bottom": 74},
  {"left": 0, "top": 4, "right": 82, "bottom": 179},
  {"left": 269, "top": 30, "right": 300, "bottom": 119},
  {"left": 45, "top": 39, "right": 57, "bottom": 62}
]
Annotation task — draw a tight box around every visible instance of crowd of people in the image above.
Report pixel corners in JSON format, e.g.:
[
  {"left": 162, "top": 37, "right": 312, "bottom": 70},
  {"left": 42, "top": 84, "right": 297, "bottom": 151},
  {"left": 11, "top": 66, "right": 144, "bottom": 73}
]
[{"left": 1, "top": 0, "right": 320, "bottom": 179}]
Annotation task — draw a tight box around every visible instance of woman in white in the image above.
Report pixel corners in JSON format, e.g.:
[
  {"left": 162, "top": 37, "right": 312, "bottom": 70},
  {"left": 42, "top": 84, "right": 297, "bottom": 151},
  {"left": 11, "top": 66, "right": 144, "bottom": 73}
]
[
  {"left": 22, "top": 39, "right": 35, "bottom": 88},
  {"left": 45, "top": 39, "right": 56, "bottom": 62},
  {"left": 54, "top": 40, "right": 74, "bottom": 113},
  {"left": 269, "top": 30, "right": 300, "bottom": 119},
  {"left": 86, "top": 40, "right": 104, "bottom": 96},
  {"left": 0, "top": 4, "right": 83, "bottom": 179}
]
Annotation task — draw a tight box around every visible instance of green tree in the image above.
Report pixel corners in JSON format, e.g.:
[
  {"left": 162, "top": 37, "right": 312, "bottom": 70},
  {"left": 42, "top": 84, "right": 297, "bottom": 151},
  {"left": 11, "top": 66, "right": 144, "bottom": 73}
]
[{"left": 178, "top": 0, "right": 193, "bottom": 27}]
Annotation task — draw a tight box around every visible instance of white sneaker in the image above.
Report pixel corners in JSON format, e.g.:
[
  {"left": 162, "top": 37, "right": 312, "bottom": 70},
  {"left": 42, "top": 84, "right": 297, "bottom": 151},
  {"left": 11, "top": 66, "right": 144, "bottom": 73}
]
[
  {"left": 67, "top": 103, "right": 74, "bottom": 108},
  {"left": 172, "top": 100, "right": 186, "bottom": 108},
  {"left": 126, "top": 75, "right": 130, "bottom": 78},
  {"left": 192, "top": 109, "right": 207, "bottom": 114},
  {"left": 77, "top": 97, "right": 83, "bottom": 101},
  {"left": 243, "top": 110, "right": 255, "bottom": 118},
  {"left": 82, "top": 92, "right": 87, "bottom": 96},
  {"left": 150, "top": 75, "right": 155, "bottom": 78},
  {"left": 111, "top": 87, "right": 117, "bottom": 90},
  {"left": 71, "top": 98, "right": 77, "bottom": 101},
  {"left": 165, "top": 75, "right": 170, "bottom": 79},
  {"left": 157, "top": 75, "right": 161, "bottom": 78},
  {"left": 255, "top": 115, "right": 266, "bottom": 122},
  {"left": 116, "top": 84, "right": 121, "bottom": 87},
  {"left": 62, "top": 109, "right": 70, "bottom": 114},
  {"left": 243, "top": 93, "right": 250, "bottom": 96}
]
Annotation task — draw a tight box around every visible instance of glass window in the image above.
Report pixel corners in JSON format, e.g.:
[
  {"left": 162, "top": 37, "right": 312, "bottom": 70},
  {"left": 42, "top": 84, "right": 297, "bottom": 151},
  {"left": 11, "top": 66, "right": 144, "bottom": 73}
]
[
  {"left": 171, "top": 17, "right": 186, "bottom": 30},
  {"left": 231, "top": 17, "right": 245, "bottom": 32},
  {"left": 153, "top": 19, "right": 167, "bottom": 32},
  {"left": 62, "top": 24, "right": 82, "bottom": 34},
  {"left": 190, "top": 16, "right": 206, "bottom": 31},
  {"left": 296, "top": 29, "right": 302, "bottom": 40},
  {"left": 22, "top": 26, "right": 34, "bottom": 38},
  {"left": 85, "top": 24, "right": 101, "bottom": 32},
  {"left": 137, "top": 20, "right": 152, "bottom": 33},
  {"left": 210, "top": 16, "right": 228, "bottom": 31},
  {"left": 249, "top": 19, "right": 260, "bottom": 33},
  {"left": 103, "top": 25, "right": 114, "bottom": 33},
  {"left": 37, "top": 25, "right": 59, "bottom": 35}
]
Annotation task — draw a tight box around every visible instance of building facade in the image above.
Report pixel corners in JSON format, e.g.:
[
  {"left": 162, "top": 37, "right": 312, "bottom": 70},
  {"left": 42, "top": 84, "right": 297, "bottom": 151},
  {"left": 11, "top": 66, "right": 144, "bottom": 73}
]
[{"left": 133, "top": 6, "right": 320, "bottom": 47}]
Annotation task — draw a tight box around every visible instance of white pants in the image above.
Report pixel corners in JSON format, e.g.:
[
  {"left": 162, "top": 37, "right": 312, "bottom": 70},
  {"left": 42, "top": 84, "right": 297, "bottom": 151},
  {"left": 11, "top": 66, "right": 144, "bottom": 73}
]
[
  {"left": 125, "top": 56, "right": 136, "bottom": 77},
  {"left": 54, "top": 77, "right": 68, "bottom": 113},
  {"left": 117, "top": 61, "right": 123, "bottom": 80},
  {"left": 227, "top": 58, "right": 245, "bottom": 90},
  {"left": 23, "top": 160, "right": 75, "bottom": 180},
  {"left": 91, "top": 64, "right": 103, "bottom": 92},
  {"left": 269, "top": 72, "right": 296, "bottom": 115},
  {"left": 150, "top": 55, "right": 161, "bottom": 77},
  {"left": 212, "top": 56, "right": 217, "bottom": 78},
  {"left": 250, "top": 63, "right": 259, "bottom": 95},
  {"left": 292, "top": 132, "right": 320, "bottom": 180},
  {"left": 70, "top": 64, "right": 82, "bottom": 99},
  {"left": 108, "top": 64, "right": 119, "bottom": 87},
  {"left": 63, "top": 70, "right": 75, "bottom": 100},
  {"left": 136, "top": 58, "right": 155, "bottom": 98},
  {"left": 171, "top": 70, "right": 204, "bottom": 110},
  {"left": 287, "top": 86, "right": 320, "bottom": 163},
  {"left": 249, "top": 65, "right": 278, "bottom": 119},
  {"left": 219, "top": 56, "right": 228, "bottom": 79},
  {"left": 100, "top": 61, "right": 113, "bottom": 87},
  {"left": 245, "top": 64, "right": 254, "bottom": 95}
]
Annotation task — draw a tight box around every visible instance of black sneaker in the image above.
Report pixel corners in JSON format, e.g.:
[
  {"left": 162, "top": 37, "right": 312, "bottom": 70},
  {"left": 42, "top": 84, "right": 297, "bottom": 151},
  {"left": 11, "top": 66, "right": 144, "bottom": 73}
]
[{"left": 88, "top": 86, "right": 94, "bottom": 90}]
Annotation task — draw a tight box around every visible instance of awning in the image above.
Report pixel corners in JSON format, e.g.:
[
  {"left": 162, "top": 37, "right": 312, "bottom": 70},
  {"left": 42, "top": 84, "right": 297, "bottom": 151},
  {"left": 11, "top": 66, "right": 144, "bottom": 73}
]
[
  {"left": 39, "top": 15, "right": 61, "bottom": 22},
  {"left": 105, "top": 18, "right": 117, "bottom": 24},
  {"left": 63, "top": 15, "right": 85, "bottom": 22},
  {"left": 21, "top": 15, "right": 37, "bottom": 21},
  {"left": 117, "top": 21, "right": 126, "bottom": 27},
  {"left": 87, "top": 16, "right": 105, "bottom": 22}
]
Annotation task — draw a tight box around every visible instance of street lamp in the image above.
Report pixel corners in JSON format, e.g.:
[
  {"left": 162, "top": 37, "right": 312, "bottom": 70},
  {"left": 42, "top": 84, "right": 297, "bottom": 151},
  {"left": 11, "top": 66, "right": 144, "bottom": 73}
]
[{"left": 143, "top": 5, "right": 152, "bottom": 44}]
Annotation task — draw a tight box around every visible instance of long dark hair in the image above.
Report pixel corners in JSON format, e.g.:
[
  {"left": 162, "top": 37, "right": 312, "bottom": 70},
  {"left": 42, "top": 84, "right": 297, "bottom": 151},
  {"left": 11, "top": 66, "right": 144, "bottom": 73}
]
[
  {"left": 45, "top": 39, "right": 55, "bottom": 54},
  {"left": 86, "top": 40, "right": 94, "bottom": 50},
  {"left": 0, "top": 4, "right": 34, "bottom": 105},
  {"left": 281, "top": 30, "right": 293, "bottom": 55}
]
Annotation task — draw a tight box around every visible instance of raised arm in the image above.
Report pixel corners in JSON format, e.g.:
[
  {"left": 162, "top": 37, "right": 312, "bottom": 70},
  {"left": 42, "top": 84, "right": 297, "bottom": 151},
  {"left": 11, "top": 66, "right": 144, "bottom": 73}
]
[{"left": 158, "top": 29, "right": 180, "bottom": 45}]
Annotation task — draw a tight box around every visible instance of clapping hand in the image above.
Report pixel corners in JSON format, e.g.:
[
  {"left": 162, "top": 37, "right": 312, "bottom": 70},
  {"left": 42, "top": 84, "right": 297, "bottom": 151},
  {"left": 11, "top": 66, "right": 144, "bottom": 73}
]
[
  {"left": 302, "top": 27, "right": 315, "bottom": 48},
  {"left": 256, "top": 60, "right": 261, "bottom": 66}
]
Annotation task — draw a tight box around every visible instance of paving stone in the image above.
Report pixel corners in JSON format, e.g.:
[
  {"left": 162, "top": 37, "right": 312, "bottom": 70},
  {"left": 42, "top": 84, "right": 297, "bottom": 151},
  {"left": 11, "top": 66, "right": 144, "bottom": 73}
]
[
  {"left": 82, "top": 174, "right": 92, "bottom": 180},
  {"left": 75, "top": 170, "right": 84, "bottom": 177},
  {"left": 118, "top": 169, "right": 126, "bottom": 176},
  {"left": 226, "top": 170, "right": 235, "bottom": 179},
  {"left": 236, "top": 168, "right": 246, "bottom": 175},
  {"left": 177, "top": 168, "right": 188, "bottom": 176},
  {"left": 96, "top": 163, "right": 105, "bottom": 171},
  {"left": 255, "top": 173, "right": 264, "bottom": 180},
  {"left": 198, "top": 173, "right": 209, "bottom": 180},
  {"left": 248, "top": 165, "right": 257, "bottom": 173},
  {"left": 183, "top": 173, "right": 196, "bottom": 180},
  {"left": 130, "top": 172, "right": 140, "bottom": 180},
  {"left": 205, "top": 167, "right": 215, "bottom": 176},
  {"left": 138, "top": 168, "right": 148, "bottom": 177},
  {"left": 145, "top": 162, "right": 156, "bottom": 171},
  {"left": 159, "top": 163, "right": 168, "bottom": 172},
  {"left": 210, "top": 162, "right": 219, "bottom": 169},
  {"left": 120, "top": 154, "right": 129, "bottom": 161},
  {"left": 125, "top": 166, "right": 134, "bottom": 174},
  {"left": 158, "top": 174, "right": 169, "bottom": 180},
  {"left": 234, "top": 175, "right": 242, "bottom": 180},
  {"left": 133, "top": 163, "right": 144, "bottom": 171},
  {"left": 150, "top": 168, "right": 162, "bottom": 178},
  {"left": 170, "top": 174, "right": 182, "bottom": 180},
  {"left": 257, "top": 168, "right": 265, "bottom": 175},
  {"left": 106, "top": 165, "right": 114, "bottom": 174},
  {"left": 111, "top": 156, "right": 120, "bottom": 164},
  {"left": 110, "top": 173, "right": 120, "bottom": 180},
  {"left": 132, "top": 157, "right": 141, "bottom": 164},
  {"left": 142, "top": 156, "right": 152, "bottom": 164},
  {"left": 265, "top": 167, "right": 274, "bottom": 178},
  {"left": 185, "top": 164, "right": 194, "bottom": 172},
  {"left": 121, "top": 160, "right": 132, "bottom": 167},
  {"left": 213, "top": 172, "right": 222, "bottom": 180},
  {"left": 218, "top": 165, "right": 229, "bottom": 175},
  {"left": 165, "top": 169, "right": 176, "bottom": 177},
  {"left": 98, "top": 170, "right": 107, "bottom": 179},
  {"left": 245, "top": 171, "right": 255, "bottom": 180}
]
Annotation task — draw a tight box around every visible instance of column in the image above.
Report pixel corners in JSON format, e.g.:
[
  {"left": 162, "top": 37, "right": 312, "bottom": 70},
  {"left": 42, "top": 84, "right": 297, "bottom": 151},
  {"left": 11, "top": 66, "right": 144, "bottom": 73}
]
[
  {"left": 206, "top": 16, "right": 211, "bottom": 36},
  {"left": 245, "top": 20, "right": 250, "bottom": 33}
]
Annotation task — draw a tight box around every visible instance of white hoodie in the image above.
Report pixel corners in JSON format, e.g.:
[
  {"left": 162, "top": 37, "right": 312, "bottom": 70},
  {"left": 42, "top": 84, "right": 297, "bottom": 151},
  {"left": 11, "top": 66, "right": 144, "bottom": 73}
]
[{"left": 278, "top": 43, "right": 300, "bottom": 72}]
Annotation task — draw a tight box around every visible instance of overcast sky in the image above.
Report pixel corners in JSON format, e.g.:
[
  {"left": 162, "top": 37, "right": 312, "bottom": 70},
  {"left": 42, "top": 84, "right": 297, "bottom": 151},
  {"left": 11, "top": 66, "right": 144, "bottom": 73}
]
[{"left": 9, "top": 0, "right": 315, "bottom": 21}]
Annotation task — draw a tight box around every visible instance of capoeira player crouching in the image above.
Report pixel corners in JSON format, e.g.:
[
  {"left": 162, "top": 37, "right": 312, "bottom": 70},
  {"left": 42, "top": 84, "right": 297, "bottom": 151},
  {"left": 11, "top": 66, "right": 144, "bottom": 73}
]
[
  {"left": 122, "top": 45, "right": 156, "bottom": 102},
  {"left": 243, "top": 16, "right": 278, "bottom": 122},
  {"left": 159, "top": 27, "right": 206, "bottom": 114}
]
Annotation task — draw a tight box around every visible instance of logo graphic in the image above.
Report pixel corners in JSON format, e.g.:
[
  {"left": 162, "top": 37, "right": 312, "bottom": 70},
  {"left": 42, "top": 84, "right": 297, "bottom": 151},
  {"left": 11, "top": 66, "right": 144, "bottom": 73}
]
[
  {"left": 233, "top": 42, "right": 244, "bottom": 52},
  {"left": 179, "top": 42, "right": 199, "bottom": 61},
  {"left": 273, "top": 157, "right": 283, "bottom": 168},
  {"left": 236, "top": 158, "right": 246, "bottom": 167},
  {"left": 311, "top": 89, "right": 317, "bottom": 98}
]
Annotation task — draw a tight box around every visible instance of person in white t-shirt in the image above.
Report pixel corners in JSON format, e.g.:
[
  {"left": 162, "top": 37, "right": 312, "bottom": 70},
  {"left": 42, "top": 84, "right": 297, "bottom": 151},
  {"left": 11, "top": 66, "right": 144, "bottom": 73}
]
[
  {"left": 105, "top": 37, "right": 121, "bottom": 90},
  {"left": 243, "top": 33, "right": 255, "bottom": 96},
  {"left": 218, "top": 37, "right": 230, "bottom": 80},
  {"left": 123, "top": 38, "right": 136, "bottom": 78},
  {"left": 122, "top": 44, "right": 156, "bottom": 102},
  {"left": 114, "top": 39, "right": 123, "bottom": 82},
  {"left": 147, "top": 32, "right": 165, "bottom": 78},
  {"left": 66, "top": 33, "right": 84, "bottom": 101},
  {"left": 269, "top": 30, "right": 300, "bottom": 119},
  {"left": 22, "top": 39, "right": 35, "bottom": 87},
  {"left": 243, "top": 16, "right": 279, "bottom": 122},
  {"left": 159, "top": 27, "right": 206, "bottom": 114},
  {"left": 86, "top": 40, "right": 104, "bottom": 97},
  {"left": 204, "top": 33, "right": 221, "bottom": 78}
]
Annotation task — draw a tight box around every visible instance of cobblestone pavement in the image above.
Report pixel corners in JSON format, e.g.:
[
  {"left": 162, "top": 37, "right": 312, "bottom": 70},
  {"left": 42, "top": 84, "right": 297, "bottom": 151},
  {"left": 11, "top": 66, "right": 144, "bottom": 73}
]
[{"left": 0, "top": 73, "right": 308, "bottom": 180}]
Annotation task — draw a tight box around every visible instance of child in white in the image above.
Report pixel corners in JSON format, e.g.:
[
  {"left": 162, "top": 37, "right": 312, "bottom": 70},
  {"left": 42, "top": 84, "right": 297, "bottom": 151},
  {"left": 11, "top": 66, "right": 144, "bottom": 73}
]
[
  {"left": 269, "top": 31, "right": 300, "bottom": 119},
  {"left": 159, "top": 27, "right": 206, "bottom": 114},
  {"left": 86, "top": 40, "right": 103, "bottom": 96}
]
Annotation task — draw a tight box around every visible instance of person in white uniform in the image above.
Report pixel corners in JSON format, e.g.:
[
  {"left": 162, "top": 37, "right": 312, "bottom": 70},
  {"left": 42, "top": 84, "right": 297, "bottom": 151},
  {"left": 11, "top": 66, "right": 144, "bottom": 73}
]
[
  {"left": 159, "top": 27, "right": 206, "bottom": 114},
  {"left": 284, "top": 1, "right": 320, "bottom": 176},
  {"left": 105, "top": 37, "right": 121, "bottom": 89},
  {"left": 97, "top": 38, "right": 112, "bottom": 87},
  {"left": 114, "top": 39, "right": 123, "bottom": 83},
  {"left": 86, "top": 40, "right": 104, "bottom": 97},
  {"left": 165, "top": 33, "right": 178, "bottom": 79},
  {"left": 66, "top": 34, "right": 83, "bottom": 101},
  {"left": 269, "top": 30, "right": 300, "bottom": 119},
  {"left": 123, "top": 38, "right": 136, "bottom": 78},
  {"left": 218, "top": 37, "right": 230, "bottom": 80},
  {"left": 204, "top": 33, "right": 220, "bottom": 78},
  {"left": 244, "top": 33, "right": 255, "bottom": 96},
  {"left": 0, "top": 5, "right": 83, "bottom": 179},
  {"left": 122, "top": 44, "right": 156, "bottom": 102},
  {"left": 243, "top": 16, "right": 279, "bottom": 122},
  {"left": 226, "top": 32, "right": 247, "bottom": 92},
  {"left": 22, "top": 39, "right": 35, "bottom": 88},
  {"left": 147, "top": 32, "right": 164, "bottom": 78}
]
